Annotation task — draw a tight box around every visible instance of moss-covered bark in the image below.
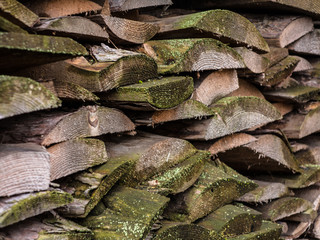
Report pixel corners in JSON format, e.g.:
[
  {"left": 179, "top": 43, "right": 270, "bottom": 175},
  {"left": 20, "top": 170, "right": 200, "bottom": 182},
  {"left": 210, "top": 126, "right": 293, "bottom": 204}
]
[{"left": 0, "top": 15, "right": 27, "bottom": 33}]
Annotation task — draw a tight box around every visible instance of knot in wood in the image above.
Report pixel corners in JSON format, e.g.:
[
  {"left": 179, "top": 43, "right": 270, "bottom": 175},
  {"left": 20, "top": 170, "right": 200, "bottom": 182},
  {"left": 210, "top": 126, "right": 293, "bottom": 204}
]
[{"left": 86, "top": 106, "right": 99, "bottom": 128}]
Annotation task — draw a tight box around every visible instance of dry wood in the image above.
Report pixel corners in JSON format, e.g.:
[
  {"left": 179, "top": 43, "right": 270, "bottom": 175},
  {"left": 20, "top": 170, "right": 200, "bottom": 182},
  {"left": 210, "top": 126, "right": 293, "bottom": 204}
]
[
  {"left": 140, "top": 38, "right": 245, "bottom": 74},
  {"left": 0, "top": 143, "right": 50, "bottom": 197},
  {"left": 101, "top": 0, "right": 111, "bottom": 15},
  {"left": 289, "top": 29, "right": 320, "bottom": 56},
  {"left": 246, "top": 15, "right": 313, "bottom": 48},
  {"left": 272, "top": 102, "right": 294, "bottom": 117},
  {"left": 90, "top": 14, "right": 159, "bottom": 44},
  {"left": 109, "top": 0, "right": 172, "bottom": 12},
  {"left": 0, "top": 75, "right": 61, "bottom": 119},
  {"left": 0, "top": 105, "right": 135, "bottom": 146},
  {"left": 284, "top": 207, "right": 317, "bottom": 222},
  {"left": 151, "top": 10, "right": 269, "bottom": 53},
  {"left": 295, "top": 136, "right": 320, "bottom": 165},
  {"left": 309, "top": 215, "right": 320, "bottom": 239},
  {"left": 35, "top": 16, "right": 109, "bottom": 42},
  {"left": 227, "top": 79, "right": 265, "bottom": 99},
  {"left": 262, "top": 47, "right": 289, "bottom": 67},
  {"left": 0, "top": 15, "right": 27, "bottom": 33},
  {"left": 292, "top": 56, "right": 313, "bottom": 72},
  {"left": 280, "top": 221, "right": 312, "bottom": 239},
  {"left": 235, "top": 47, "right": 269, "bottom": 74},
  {"left": 48, "top": 138, "right": 108, "bottom": 181}
]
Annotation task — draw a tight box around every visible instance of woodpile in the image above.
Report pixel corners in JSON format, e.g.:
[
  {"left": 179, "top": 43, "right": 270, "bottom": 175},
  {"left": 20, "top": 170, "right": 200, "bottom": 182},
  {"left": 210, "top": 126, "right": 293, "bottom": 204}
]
[{"left": 2, "top": 0, "right": 320, "bottom": 239}]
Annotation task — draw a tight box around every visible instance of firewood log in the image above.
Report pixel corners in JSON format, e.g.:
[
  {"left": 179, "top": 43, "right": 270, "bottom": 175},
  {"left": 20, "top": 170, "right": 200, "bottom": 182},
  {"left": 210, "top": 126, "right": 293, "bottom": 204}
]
[
  {"left": 227, "top": 79, "right": 265, "bottom": 99},
  {"left": 108, "top": 0, "right": 172, "bottom": 12},
  {"left": 295, "top": 136, "right": 320, "bottom": 165},
  {"left": 292, "top": 56, "right": 313, "bottom": 72},
  {"left": 262, "top": 47, "right": 289, "bottom": 67},
  {"left": 0, "top": 15, "right": 27, "bottom": 33},
  {"left": 280, "top": 221, "right": 312, "bottom": 240},
  {"left": 288, "top": 29, "right": 320, "bottom": 56},
  {"left": 235, "top": 47, "right": 269, "bottom": 74}
]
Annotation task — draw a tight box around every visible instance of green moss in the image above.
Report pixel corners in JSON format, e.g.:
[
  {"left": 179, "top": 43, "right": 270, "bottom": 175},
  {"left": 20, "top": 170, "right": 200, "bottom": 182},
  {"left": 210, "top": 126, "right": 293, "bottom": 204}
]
[{"left": 0, "top": 15, "right": 27, "bottom": 33}]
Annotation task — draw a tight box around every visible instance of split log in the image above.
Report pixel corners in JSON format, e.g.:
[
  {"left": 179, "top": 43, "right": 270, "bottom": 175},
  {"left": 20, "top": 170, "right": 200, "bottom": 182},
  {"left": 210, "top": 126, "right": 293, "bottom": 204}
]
[
  {"left": 34, "top": 16, "right": 109, "bottom": 42},
  {"left": 309, "top": 215, "right": 320, "bottom": 239},
  {"left": 191, "top": 69, "right": 239, "bottom": 106},
  {"left": 18, "top": 54, "right": 158, "bottom": 92},
  {"left": 57, "top": 154, "right": 134, "bottom": 218},
  {"left": 0, "top": 143, "right": 50, "bottom": 197},
  {"left": 81, "top": 186, "right": 170, "bottom": 240},
  {"left": 0, "top": 212, "right": 93, "bottom": 240},
  {"left": 197, "top": 204, "right": 262, "bottom": 238},
  {"left": 0, "top": 32, "right": 88, "bottom": 71},
  {"left": 272, "top": 102, "right": 294, "bottom": 117},
  {"left": 89, "top": 43, "right": 141, "bottom": 61},
  {"left": 280, "top": 221, "right": 312, "bottom": 240},
  {"left": 262, "top": 47, "right": 289, "bottom": 67},
  {"left": 294, "top": 185, "right": 320, "bottom": 211},
  {"left": 48, "top": 138, "right": 108, "bottom": 181},
  {"left": 0, "top": 15, "right": 27, "bottom": 33},
  {"left": 0, "top": 189, "right": 72, "bottom": 228},
  {"left": 295, "top": 136, "right": 320, "bottom": 165},
  {"left": 237, "top": 180, "right": 293, "bottom": 203},
  {"left": 140, "top": 38, "right": 245, "bottom": 74},
  {"left": 99, "top": 76, "right": 194, "bottom": 110},
  {"left": 26, "top": 0, "right": 101, "bottom": 18},
  {"left": 0, "top": 0, "right": 39, "bottom": 28},
  {"left": 246, "top": 15, "right": 313, "bottom": 48},
  {"left": 109, "top": 0, "right": 173, "bottom": 12},
  {"left": 284, "top": 207, "right": 317, "bottom": 223},
  {"left": 288, "top": 29, "right": 320, "bottom": 56},
  {"left": 151, "top": 9, "right": 269, "bottom": 53},
  {"left": 89, "top": 14, "right": 159, "bottom": 44},
  {"left": 0, "top": 105, "right": 135, "bottom": 146},
  {"left": 0, "top": 75, "right": 61, "bottom": 119},
  {"left": 164, "top": 160, "right": 257, "bottom": 222},
  {"left": 235, "top": 47, "right": 269, "bottom": 74},
  {"left": 227, "top": 79, "right": 265, "bottom": 99},
  {"left": 292, "top": 56, "right": 313, "bottom": 72}
]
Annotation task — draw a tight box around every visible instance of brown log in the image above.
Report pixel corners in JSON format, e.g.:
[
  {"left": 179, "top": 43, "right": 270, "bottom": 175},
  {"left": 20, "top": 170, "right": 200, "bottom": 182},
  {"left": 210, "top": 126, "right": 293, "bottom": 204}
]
[
  {"left": 262, "top": 47, "right": 289, "bottom": 67},
  {"left": 235, "top": 47, "right": 269, "bottom": 74},
  {"left": 289, "top": 29, "right": 320, "bottom": 56},
  {"left": 295, "top": 136, "right": 320, "bottom": 165},
  {"left": 227, "top": 78, "right": 265, "bottom": 99},
  {"left": 109, "top": 0, "right": 172, "bottom": 12},
  {"left": 280, "top": 221, "right": 312, "bottom": 239},
  {"left": 292, "top": 56, "right": 313, "bottom": 72}
]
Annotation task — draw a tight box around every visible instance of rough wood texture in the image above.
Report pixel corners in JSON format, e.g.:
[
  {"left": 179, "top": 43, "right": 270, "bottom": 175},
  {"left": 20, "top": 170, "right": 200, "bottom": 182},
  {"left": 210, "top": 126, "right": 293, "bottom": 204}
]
[
  {"left": 164, "top": 160, "right": 257, "bottom": 222},
  {"left": 0, "top": 32, "right": 88, "bottom": 71},
  {"left": 0, "top": 143, "right": 50, "bottom": 197},
  {"left": 0, "top": 189, "right": 73, "bottom": 228},
  {"left": 109, "top": 0, "right": 172, "bottom": 12},
  {"left": 310, "top": 215, "right": 320, "bottom": 239},
  {"left": 288, "top": 29, "right": 320, "bottom": 56},
  {"left": 18, "top": 54, "right": 158, "bottom": 92},
  {"left": 48, "top": 138, "right": 108, "bottom": 181},
  {"left": 99, "top": 76, "right": 194, "bottom": 110},
  {"left": 81, "top": 186, "right": 170, "bottom": 240},
  {"left": 281, "top": 221, "right": 312, "bottom": 239},
  {"left": 90, "top": 14, "right": 159, "bottom": 44},
  {"left": 235, "top": 47, "right": 269, "bottom": 74},
  {"left": 0, "top": 0, "right": 39, "bottom": 28},
  {"left": 227, "top": 79, "right": 265, "bottom": 99},
  {"left": 0, "top": 105, "right": 135, "bottom": 146},
  {"left": 0, "top": 15, "right": 27, "bottom": 33},
  {"left": 0, "top": 75, "right": 61, "bottom": 119},
  {"left": 191, "top": 69, "right": 239, "bottom": 106},
  {"left": 197, "top": 204, "right": 262, "bottom": 238},
  {"left": 246, "top": 15, "right": 313, "bottom": 48},
  {"left": 152, "top": 9, "right": 269, "bottom": 53},
  {"left": 262, "top": 47, "right": 289, "bottom": 67},
  {"left": 140, "top": 38, "right": 245, "bottom": 74},
  {"left": 295, "top": 136, "right": 320, "bottom": 165},
  {"left": 35, "top": 16, "right": 109, "bottom": 42},
  {"left": 292, "top": 55, "right": 313, "bottom": 72}
]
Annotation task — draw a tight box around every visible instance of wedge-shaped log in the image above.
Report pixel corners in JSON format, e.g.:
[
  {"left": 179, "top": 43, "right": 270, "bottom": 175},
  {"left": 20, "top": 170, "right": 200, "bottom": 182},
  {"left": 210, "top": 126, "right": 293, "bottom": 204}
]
[
  {"left": 0, "top": 75, "right": 61, "bottom": 119},
  {"left": 0, "top": 189, "right": 72, "bottom": 228},
  {"left": 0, "top": 15, "right": 27, "bottom": 33},
  {"left": 141, "top": 38, "right": 245, "bottom": 74},
  {"left": 0, "top": 32, "right": 88, "bottom": 71},
  {"left": 247, "top": 15, "right": 313, "bottom": 48},
  {"left": 18, "top": 54, "right": 158, "bottom": 92},
  {"left": 289, "top": 29, "right": 320, "bottom": 56},
  {"left": 235, "top": 47, "right": 269, "bottom": 74},
  {"left": 237, "top": 180, "right": 293, "bottom": 203},
  {"left": 109, "top": 0, "right": 172, "bottom": 12},
  {"left": 57, "top": 155, "right": 134, "bottom": 218},
  {"left": 294, "top": 185, "right": 320, "bottom": 211},
  {"left": 262, "top": 47, "right": 289, "bottom": 67},
  {"left": 81, "top": 186, "right": 169, "bottom": 240},
  {"left": 217, "top": 134, "right": 300, "bottom": 172},
  {"left": 48, "top": 138, "right": 109, "bottom": 181},
  {"left": 35, "top": 16, "right": 109, "bottom": 42},
  {"left": 227, "top": 79, "right": 265, "bottom": 99},
  {"left": 0, "top": 105, "right": 135, "bottom": 146},
  {"left": 100, "top": 76, "right": 194, "bottom": 110},
  {"left": 292, "top": 55, "right": 313, "bottom": 72},
  {"left": 90, "top": 15, "right": 159, "bottom": 44},
  {"left": 227, "top": 220, "right": 282, "bottom": 240},
  {"left": 164, "top": 160, "right": 257, "bottom": 222},
  {"left": 295, "top": 136, "right": 320, "bottom": 165},
  {"left": 284, "top": 207, "right": 317, "bottom": 223},
  {"left": 0, "top": 0, "right": 38, "bottom": 28},
  {"left": 154, "top": 222, "right": 224, "bottom": 240},
  {"left": 152, "top": 10, "right": 269, "bottom": 53},
  {"left": 0, "top": 143, "right": 50, "bottom": 197},
  {"left": 0, "top": 212, "right": 93, "bottom": 240},
  {"left": 281, "top": 221, "right": 312, "bottom": 240},
  {"left": 197, "top": 204, "right": 262, "bottom": 238}
]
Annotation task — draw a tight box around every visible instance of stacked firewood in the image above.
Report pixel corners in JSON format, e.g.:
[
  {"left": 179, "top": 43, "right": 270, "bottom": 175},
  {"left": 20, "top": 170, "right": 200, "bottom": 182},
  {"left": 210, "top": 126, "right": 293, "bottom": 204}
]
[{"left": 1, "top": 0, "right": 320, "bottom": 239}]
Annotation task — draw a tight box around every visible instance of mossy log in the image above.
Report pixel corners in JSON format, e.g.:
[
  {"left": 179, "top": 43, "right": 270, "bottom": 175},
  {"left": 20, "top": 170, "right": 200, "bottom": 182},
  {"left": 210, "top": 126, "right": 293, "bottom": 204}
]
[
  {"left": 0, "top": 15, "right": 27, "bottom": 33},
  {"left": 56, "top": 156, "right": 134, "bottom": 218},
  {"left": 35, "top": 16, "right": 109, "bottom": 42},
  {"left": 295, "top": 136, "right": 320, "bottom": 165},
  {"left": 109, "top": 0, "right": 172, "bottom": 12},
  {"left": 0, "top": 143, "right": 50, "bottom": 197},
  {"left": 217, "top": 134, "right": 300, "bottom": 173},
  {"left": 227, "top": 79, "right": 265, "bottom": 99},
  {"left": 48, "top": 138, "right": 109, "bottom": 181},
  {"left": 164, "top": 160, "right": 257, "bottom": 222},
  {"left": 294, "top": 185, "right": 320, "bottom": 211},
  {"left": 191, "top": 69, "right": 239, "bottom": 106},
  {"left": 0, "top": 189, "right": 73, "bottom": 228},
  {"left": 99, "top": 76, "right": 194, "bottom": 110},
  {"left": 246, "top": 15, "right": 313, "bottom": 48},
  {"left": 18, "top": 54, "right": 158, "bottom": 92},
  {"left": 157, "top": 96, "right": 281, "bottom": 141},
  {"left": 284, "top": 207, "right": 317, "bottom": 223},
  {"left": 26, "top": 0, "right": 101, "bottom": 18},
  {"left": 288, "top": 29, "right": 320, "bottom": 56},
  {"left": 262, "top": 47, "right": 289, "bottom": 67},
  {"left": 0, "top": 105, "right": 135, "bottom": 146},
  {"left": 227, "top": 220, "right": 282, "bottom": 240},
  {"left": 0, "top": 0, "right": 38, "bottom": 28},
  {"left": 197, "top": 204, "right": 262, "bottom": 238},
  {"left": 81, "top": 186, "right": 170, "bottom": 240},
  {"left": 153, "top": 222, "right": 224, "bottom": 240},
  {"left": 90, "top": 14, "right": 159, "bottom": 44},
  {"left": 151, "top": 9, "right": 269, "bottom": 53},
  {"left": 141, "top": 38, "right": 245, "bottom": 74},
  {"left": 235, "top": 47, "right": 269, "bottom": 74},
  {"left": 0, "top": 75, "right": 61, "bottom": 119},
  {"left": 0, "top": 32, "right": 88, "bottom": 71},
  {"left": 237, "top": 180, "right": 293, "bottom": 203},
  {"left": 0, "top": 212, "right": 94, "bottom": 240}
]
